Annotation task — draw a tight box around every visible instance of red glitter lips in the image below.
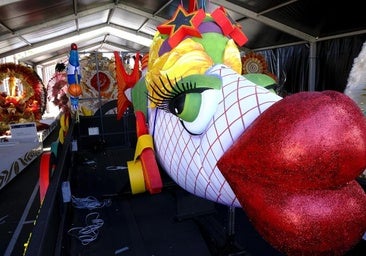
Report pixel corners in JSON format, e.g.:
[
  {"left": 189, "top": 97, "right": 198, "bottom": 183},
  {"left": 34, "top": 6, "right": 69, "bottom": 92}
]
[{"left": 218, "top": 90, "right": 366, "bottom": 255}]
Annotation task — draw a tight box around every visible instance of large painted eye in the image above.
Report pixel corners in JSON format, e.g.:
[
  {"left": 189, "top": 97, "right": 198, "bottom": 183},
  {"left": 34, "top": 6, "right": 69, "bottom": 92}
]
[
  {"left": 180, "top": 88, "right": 221, "bottom": 135},
  {"left": 148, "top": 74, "right": 222, "bottom": 135}
]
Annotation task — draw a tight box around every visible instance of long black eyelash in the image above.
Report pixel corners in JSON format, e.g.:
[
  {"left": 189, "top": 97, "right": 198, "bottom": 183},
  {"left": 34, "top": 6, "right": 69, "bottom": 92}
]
[{"left": 147, "top": 75, "right": 197, "bottom": 111}]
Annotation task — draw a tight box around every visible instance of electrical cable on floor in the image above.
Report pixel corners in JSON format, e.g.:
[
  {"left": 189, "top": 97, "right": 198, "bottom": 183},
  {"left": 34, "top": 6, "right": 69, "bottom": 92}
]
[
  {"left": 68, "top": 196, "right": 111, "bottom": 245},
  {"left": 67, "top": 212, "right": 104, "bottom": 245},
  {"left": 71, "top": 195, "right": 111, "bottom": 210}
]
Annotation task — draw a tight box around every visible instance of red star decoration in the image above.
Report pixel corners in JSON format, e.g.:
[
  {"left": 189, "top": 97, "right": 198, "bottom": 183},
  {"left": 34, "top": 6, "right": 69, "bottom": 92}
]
[{"left": 157, "top": 5, "right": 205, "bottom": 49}]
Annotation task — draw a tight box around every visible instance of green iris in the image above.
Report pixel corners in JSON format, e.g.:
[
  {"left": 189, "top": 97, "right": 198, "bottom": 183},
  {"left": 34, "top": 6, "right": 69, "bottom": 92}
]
[
  {"left": 173, "top": 74, "right": 221, "bottom": 122},
  {"left": 176, "top": 93, "right": 201, "bottom": 122}
]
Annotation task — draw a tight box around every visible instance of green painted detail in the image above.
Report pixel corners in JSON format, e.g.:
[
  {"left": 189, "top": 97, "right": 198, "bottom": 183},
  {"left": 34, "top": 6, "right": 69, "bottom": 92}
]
[
  {"left": 244, "top": 73, "right": 277, "bottom": 93},
  {"left": 191, "top": 33, "right": 228, "bottom": 63},
  {"left": 131, "top": 78, "right": 148, "bottom": 117},
  {"left": 178, "top": 93, "right": 201, "bottom": 122},
  {"left": 176, "top": 74, "right": 222, "bottom": 90},
  {"left": 244, "top": 73, "right": 276, "bottom": 86}
]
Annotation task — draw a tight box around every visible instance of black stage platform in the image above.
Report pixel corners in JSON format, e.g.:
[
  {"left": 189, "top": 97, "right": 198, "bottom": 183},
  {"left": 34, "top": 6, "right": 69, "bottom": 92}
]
[
  {"left": 0, "top": 124, "right": 60, "bottom": 256},
  {"left": 63, "top": 147, "right": 366, "bottom": 256},
  {"left": 65, "top": 147, "right": 279, "bottom": 256},
  {"left": 2, "top": 121, "right": 366, "bottom": 256}
]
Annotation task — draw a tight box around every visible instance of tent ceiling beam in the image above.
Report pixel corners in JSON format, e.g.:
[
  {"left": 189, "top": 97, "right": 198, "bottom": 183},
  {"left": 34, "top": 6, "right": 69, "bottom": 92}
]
[{"left": 211, "top": 0, "right": 316, "bottom": 43}]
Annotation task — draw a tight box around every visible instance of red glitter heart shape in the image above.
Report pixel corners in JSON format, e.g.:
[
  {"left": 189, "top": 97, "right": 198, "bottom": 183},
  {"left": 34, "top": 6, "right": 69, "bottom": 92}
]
[
  {"left": 218, "top": 90, "right": 366, "bottom": 191},
  {"left": 233, "top": 179, "right": 366, "bottom": 255},
  {"left": 217, "top": 90, "right": 366, "bottom": 254}
]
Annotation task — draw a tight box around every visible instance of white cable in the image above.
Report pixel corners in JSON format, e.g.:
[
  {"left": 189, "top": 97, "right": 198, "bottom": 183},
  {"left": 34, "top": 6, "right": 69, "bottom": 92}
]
[
  {"left": 71, "top": 195, "right": 111, "bottom": 210},
  {"left": 68, "top": 196, "right": 110, "bottom": 244},
  {"left": 68, "top": 212, "right": 104, "bottom": 245}
]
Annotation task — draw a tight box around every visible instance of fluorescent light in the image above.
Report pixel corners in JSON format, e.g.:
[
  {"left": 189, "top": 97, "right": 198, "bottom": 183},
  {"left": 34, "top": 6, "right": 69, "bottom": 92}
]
[
  {"left": 15, "top": 26, "right": 153, "bottom": 60},
  {"left": 0, "top": 0, "right": 22, "bottom": 7}
]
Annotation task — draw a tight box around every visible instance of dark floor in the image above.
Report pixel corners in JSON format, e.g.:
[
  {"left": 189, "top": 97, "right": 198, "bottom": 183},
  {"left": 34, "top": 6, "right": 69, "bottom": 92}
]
[
  {"left": 0, "top": 124, "right": 60, "bottom": 256},
  {"left": 1, "top": 125, "right": 366, "bottom": 256},
  {"left": 63, "top": 147, "right": 366, "bottom": 256}
]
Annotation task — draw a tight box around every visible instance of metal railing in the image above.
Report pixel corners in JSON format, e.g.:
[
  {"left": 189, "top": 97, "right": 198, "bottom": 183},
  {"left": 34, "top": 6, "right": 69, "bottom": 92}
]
[{"left": 24, "top": 118, "right": 75, "bottom": 256}]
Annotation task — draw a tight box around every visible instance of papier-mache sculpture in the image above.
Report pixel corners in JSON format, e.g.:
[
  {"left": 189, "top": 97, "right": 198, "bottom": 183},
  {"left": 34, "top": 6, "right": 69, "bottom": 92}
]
[{"left": 125, "top": 3, "right": 366, "bottom": 255}]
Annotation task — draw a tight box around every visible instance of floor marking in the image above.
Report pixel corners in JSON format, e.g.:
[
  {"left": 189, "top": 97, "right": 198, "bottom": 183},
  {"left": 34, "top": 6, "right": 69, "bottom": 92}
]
[{"left": 4, "top": 181, "right": 39, "bottom": 256}]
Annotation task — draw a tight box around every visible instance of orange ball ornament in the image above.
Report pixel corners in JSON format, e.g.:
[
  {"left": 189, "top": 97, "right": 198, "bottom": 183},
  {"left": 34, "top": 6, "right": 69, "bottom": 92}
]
[{"left": 68, "top": 84, "right": 82, "bottom": 97}]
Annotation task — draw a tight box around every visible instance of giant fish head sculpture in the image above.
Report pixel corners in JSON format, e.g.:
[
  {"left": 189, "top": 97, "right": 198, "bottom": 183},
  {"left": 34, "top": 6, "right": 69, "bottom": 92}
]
[
  {"left": 132, "top": 5, "right": 366, "bottom": 255},
  {"left": 144, "top": 5, "right": 282, "bottom": 207}
]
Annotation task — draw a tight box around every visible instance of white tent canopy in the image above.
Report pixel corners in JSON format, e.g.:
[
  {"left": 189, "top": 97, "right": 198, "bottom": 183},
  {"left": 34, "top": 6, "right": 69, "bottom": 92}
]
[{"left": 0, "top": 0, "right": 364, "bottom": 69}]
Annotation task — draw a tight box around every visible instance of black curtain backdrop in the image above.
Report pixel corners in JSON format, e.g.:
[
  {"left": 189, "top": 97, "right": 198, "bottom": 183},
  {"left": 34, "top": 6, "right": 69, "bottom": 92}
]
[
  {"left": 317, "top": 35, "right": 366, "bottom": 92},
  {"left": 256, "top": 34, "right": 366, "bottom": 96}
]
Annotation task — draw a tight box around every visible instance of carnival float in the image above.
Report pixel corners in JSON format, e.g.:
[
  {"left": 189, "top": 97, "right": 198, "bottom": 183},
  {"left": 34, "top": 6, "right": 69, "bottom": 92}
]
[
  {"left": 0, "top": 63, "right": 46, "bottom": 135},
  {"left": 6, "top": 3, "right": 365, "bottom": 254},
  {"left": 0, "top": 63, "right": 48, "bottom": 191},
  {"left": 124, "top": 3, "right": 366, "bottom": 256},
  {"left": 344, "top": 41, "right": 366, "bottom": 182}
]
